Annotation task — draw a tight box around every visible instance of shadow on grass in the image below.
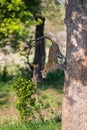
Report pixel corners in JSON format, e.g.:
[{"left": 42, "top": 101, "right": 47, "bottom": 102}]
[
  {"left": 38, "top": 69, "right": 65, "bottom": 92},
  {"left": 0, "top": 93, "right": 8, "bottom": 98},
  {"left": 0, "top": 99, "right": 9, "bottom": 106},
  {"left": 0, "top": 73, "right": 13, "bottom": 108},
  {"left": 0, "top": 92, "right": 10, "bottom": 108},
  {"left": 0, "top": 66, "right": 14, "bottom": 82},
  {"left": 0, "top": 74, "right": 14, "bottom": 82}
]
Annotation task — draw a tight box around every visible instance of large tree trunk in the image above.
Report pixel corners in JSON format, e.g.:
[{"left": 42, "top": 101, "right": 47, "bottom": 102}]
[
  {"left": 33, "top": 16, "right": 45, "bottom": 82},
  {"left": 62, "top": 0, "right": 87, "bottom": 130}
]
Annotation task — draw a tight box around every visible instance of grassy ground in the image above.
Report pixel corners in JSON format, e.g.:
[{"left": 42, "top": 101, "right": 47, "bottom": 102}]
[
  {"left": 0, "top": 120, "right": 61, "bottom": 130},
  {"left": 0, "top": 67, "right": 64, "bottom": 129}
]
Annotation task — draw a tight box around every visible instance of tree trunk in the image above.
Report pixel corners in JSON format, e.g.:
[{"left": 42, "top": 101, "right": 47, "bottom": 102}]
[
  {"left": 62, "top": 0, "right": 87, "bottom": 130},
  {"left": 33, "top": 16, "right": 45, "bottom": 82}
]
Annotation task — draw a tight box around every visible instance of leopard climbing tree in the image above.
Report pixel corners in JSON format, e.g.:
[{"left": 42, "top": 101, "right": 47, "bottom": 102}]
[{"left": 41, "top": 36, "right": 66, "bottom": 78}]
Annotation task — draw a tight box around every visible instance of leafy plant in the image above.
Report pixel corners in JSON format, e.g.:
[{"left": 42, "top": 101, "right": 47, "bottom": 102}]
[
  {"left": 13, "top": 76, "right": 37, "bottom": 122},
  {"left": 0, "top": 0, "right": 35, "bottom": 51}
]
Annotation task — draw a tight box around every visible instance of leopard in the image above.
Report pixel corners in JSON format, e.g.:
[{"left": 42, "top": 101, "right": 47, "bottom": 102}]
[{"left": 41, "top": 42, "right": 66, "bottom": 78}]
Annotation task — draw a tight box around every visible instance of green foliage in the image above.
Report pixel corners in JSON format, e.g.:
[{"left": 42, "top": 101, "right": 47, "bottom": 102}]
[
  {"left": 0, "top": 0, "right": 35, "bottom": 49},
  {"left": 24, "top": 0, "right": 41, "bottom": 16},
  {"left": 12, "top": 76, "right": 37, "bottom": 122},
  {"left": 0, "top": 0, "right": 34, "bottom": 33}
]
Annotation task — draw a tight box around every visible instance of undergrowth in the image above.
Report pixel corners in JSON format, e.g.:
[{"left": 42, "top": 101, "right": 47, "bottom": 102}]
[{"left": 0, "top": 68, "right": 64, "bottom": 129}]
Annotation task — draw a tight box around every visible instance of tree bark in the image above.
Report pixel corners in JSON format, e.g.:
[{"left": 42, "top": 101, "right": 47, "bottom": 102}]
[
  {"left": 62, "top": 0, "right": 87, "bottom": 130},
  {"left": 33, "top": 16, "right": 45, "bottom": 82}
]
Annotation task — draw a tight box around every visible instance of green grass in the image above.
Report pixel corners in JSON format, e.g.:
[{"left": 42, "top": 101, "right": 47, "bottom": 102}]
[
  {"left": 0, "top": 120, "right": 61, "bottom": 130},
  {"left": 0, "top": 81, "right": 12, "bottom": 108},
  {"left": 0, "top": 68, "right": 64, "bottom": 129}
]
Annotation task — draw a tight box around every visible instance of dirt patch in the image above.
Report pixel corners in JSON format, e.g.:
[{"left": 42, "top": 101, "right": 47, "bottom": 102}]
[{"left": 0, "top": 106, "right": 18, "bottom": 123}]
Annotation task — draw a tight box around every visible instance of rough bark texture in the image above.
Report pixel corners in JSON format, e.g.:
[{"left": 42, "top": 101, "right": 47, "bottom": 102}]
[
  {"left": 33, "top": 16, "right": 45, "bottom": 82},
  {"left": 62, "top": 0, "right": 87, "bottom": 130}
]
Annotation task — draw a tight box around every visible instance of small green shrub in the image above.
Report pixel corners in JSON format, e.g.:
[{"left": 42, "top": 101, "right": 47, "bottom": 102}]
[{"left": 13, "top": 76, "right": 37, "bottom": 122}]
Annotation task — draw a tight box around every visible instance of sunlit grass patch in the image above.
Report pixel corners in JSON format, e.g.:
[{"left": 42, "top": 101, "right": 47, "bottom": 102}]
[{"left": 0, "top": 120, "right": 61, "bottom": 130}]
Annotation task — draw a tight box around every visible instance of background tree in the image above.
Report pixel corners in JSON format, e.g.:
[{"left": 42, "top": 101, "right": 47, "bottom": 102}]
[
  {"left": 62, "top": 0, "right": 87, "bottom": 130},
  {"left": 24, "top": 0, "right": 46, "bottom": 82}
]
